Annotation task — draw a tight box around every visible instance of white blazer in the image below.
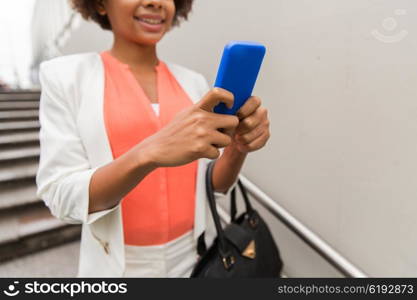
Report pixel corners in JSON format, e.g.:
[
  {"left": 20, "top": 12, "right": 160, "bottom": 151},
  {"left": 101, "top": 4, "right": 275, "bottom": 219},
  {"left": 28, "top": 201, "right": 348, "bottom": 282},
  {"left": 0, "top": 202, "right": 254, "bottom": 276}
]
[{"left": 35, "top": 52, "right": 238, "bottom": 277}]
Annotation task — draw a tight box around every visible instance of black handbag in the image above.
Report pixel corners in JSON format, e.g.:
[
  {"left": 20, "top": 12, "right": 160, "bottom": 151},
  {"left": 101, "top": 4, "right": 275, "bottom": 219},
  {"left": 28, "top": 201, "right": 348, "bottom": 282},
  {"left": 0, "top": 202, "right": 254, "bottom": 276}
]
[{"left": 190, "top": 160, "right": 284, "bottom": 278}]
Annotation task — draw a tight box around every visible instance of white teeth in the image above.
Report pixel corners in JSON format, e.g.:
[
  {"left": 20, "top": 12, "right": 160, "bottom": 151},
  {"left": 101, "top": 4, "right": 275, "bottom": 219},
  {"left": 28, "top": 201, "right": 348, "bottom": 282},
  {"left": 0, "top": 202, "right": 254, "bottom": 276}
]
[{"left": 138, "top": 17, "right": 163, "bottom": 25}]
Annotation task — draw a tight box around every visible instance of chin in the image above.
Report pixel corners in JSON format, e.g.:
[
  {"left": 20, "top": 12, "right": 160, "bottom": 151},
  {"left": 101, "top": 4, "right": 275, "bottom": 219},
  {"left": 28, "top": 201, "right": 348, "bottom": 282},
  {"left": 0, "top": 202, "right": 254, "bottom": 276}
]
[
  {"left": 133, "top": 33, "right": 166, "bottom": 46},
  {"left": 135, "top": 37, "right": 161, "bottom": 46}
]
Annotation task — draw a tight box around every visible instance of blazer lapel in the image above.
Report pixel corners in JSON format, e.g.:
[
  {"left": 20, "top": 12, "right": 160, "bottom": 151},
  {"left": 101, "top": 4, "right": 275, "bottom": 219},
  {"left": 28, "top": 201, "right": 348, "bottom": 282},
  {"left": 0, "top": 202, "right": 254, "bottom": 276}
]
[{"left": 77, "top": 54, "right": 114, "bottom": 168}]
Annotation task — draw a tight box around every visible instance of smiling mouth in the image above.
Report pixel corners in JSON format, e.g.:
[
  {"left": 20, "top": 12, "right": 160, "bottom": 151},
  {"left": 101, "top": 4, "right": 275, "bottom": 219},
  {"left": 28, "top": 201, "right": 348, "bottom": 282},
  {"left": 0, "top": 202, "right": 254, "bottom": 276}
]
[{"left": 134, "top": 16, "right": 165, "bottom": 25}]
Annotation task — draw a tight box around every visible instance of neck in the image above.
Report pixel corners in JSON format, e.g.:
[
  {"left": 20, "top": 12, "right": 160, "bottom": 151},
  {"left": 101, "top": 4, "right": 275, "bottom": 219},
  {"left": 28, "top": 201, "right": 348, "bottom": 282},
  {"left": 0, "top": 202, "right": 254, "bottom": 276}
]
[{"left": 109, "top": 35, "right": 159, "bottom": 70}]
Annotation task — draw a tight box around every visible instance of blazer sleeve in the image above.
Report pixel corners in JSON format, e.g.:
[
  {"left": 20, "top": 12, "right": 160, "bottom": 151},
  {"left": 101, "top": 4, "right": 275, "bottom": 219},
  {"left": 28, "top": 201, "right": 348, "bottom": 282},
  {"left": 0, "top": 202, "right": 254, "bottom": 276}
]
[
  {"left": 36, "top": 62, "right": 118, "bottom": 225},
  {"left": 196, "top": 73, "right": 239, "bottom": 199}
]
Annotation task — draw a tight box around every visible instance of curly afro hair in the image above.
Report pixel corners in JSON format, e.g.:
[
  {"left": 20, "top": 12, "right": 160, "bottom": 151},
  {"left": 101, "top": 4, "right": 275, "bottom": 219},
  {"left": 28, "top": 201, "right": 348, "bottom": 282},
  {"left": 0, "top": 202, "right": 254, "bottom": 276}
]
[{"left": 70, "top": 0, "right": 194, "bottom": 31}]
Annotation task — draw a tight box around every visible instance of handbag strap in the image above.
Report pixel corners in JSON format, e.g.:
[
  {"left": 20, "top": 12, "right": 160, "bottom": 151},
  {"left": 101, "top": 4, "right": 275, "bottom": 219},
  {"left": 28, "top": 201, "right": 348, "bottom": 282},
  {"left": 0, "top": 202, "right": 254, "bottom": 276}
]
[
  {"left": 205, "top": 160, "right": 230, "bottom": 256},
  {"left": 230, "top": 178, "right": 254, "bottom": 221},
  {"left": 197, "top": 159, "right": 256, "bottom": 257},
  {"left": 230, "top": 188, "right": 237, "bottom": 222}
]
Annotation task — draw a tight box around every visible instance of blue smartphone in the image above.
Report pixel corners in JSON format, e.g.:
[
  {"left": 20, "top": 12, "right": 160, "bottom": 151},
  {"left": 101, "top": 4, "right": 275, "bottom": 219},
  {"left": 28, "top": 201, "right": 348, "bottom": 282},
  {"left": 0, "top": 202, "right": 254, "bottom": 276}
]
[{"left": 213, "top": 41, "right": 266, "bottom": 115}]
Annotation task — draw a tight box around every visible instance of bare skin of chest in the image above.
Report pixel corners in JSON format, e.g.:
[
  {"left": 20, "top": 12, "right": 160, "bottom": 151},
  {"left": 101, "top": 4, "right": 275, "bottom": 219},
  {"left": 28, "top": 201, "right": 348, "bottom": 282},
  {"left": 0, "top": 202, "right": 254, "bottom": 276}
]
[{"left": 130, "top": 68, "right": 158, "bottom": 104}]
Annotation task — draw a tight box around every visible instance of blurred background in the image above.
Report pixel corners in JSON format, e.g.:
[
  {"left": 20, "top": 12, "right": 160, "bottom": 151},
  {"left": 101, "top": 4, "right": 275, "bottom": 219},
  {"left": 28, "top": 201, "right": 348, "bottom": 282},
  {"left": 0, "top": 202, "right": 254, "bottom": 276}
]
[{"left": 0, "top": 0, "right": 416, "bottom": 277}]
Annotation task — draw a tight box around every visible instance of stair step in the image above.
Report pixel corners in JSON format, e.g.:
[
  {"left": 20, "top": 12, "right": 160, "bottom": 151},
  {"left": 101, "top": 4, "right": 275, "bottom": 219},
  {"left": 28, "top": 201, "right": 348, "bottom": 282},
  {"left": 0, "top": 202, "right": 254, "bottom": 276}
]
[
  {"left": 0, "top": 91, "right": 77, "bottom": 264},
  {"left": 0, "top": 239, "right": 80, "bottom": 277},
  {"left": 0, "top": 120, "right": 40, "bottom": 131},
  {"left": 0, "top": 131, "right": 39, "bottom": 145},
  {"left": 0, "top": 90, "right": 40, "bottom": 94},
  {"left": 0, "top": 225, "right": 80, "bottom": 264},
  {"left": 0, "top": 101, "right": 39, "bottom": 111},
  {"left": 0, "top": 93, "right": 40, "bottom": 101},
  {"left": 0, "top": 146, "right": 40, "bottom": 162},
  {"left": 0, "top": 182, "right": 39, "bottom": 210},
  {"left": 0, "top": 160, "right": 38, "bottom": 183},
  {"left": 0, "top": 203, "right": 80, "bottom": 263},
  {"left": 0, "top": 204, "right": 70, "bottom": 246},
  {"left": 0, "top": 110, "right": 38, "bottom": 120}
]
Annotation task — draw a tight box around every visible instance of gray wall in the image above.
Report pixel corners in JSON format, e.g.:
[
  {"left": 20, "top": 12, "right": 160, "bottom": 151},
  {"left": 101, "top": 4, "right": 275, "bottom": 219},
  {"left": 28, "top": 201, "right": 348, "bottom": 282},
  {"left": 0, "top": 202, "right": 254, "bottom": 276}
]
[{"left": 62, "top": 0, "right": 417, "bottom": 277}]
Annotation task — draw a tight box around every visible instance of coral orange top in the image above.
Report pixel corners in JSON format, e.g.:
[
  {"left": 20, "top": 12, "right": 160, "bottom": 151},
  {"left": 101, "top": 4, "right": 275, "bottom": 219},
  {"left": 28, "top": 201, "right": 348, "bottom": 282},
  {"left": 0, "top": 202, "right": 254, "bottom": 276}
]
[{"left": 100, "top": 51, "right": 198, "bottom": 246}]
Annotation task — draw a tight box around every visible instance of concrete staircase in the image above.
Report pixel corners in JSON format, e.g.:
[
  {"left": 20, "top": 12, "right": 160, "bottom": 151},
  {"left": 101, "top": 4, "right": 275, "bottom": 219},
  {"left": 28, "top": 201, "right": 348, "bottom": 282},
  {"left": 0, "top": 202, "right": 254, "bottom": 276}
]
[{"left": 0, "top": 91, "right": 81, "bottom": 263}]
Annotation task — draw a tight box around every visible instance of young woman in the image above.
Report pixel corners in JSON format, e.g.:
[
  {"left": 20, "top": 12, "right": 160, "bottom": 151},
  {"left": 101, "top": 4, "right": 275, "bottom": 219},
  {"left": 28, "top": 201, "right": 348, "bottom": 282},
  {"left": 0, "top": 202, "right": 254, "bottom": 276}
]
[{"left": 36, "top": 0, "right": 270, "bottom": 277}]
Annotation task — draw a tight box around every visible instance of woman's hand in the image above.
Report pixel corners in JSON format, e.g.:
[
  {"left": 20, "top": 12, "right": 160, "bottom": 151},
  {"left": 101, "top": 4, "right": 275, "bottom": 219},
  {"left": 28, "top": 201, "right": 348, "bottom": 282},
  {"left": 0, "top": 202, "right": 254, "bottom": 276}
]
[
  {"left": 136, "top": 88, "right": 239, "bottom": 167},
  {"left": 229, "top": 96, "right": 270, "bottom": 154}
]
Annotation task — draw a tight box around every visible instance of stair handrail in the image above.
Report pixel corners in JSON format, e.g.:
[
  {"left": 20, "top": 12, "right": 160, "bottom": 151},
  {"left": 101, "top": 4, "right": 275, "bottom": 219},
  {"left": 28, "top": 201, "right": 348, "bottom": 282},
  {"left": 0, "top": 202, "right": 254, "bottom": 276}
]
[{"left": 217, "top": 174, "right": 367, "bottom": 278}]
